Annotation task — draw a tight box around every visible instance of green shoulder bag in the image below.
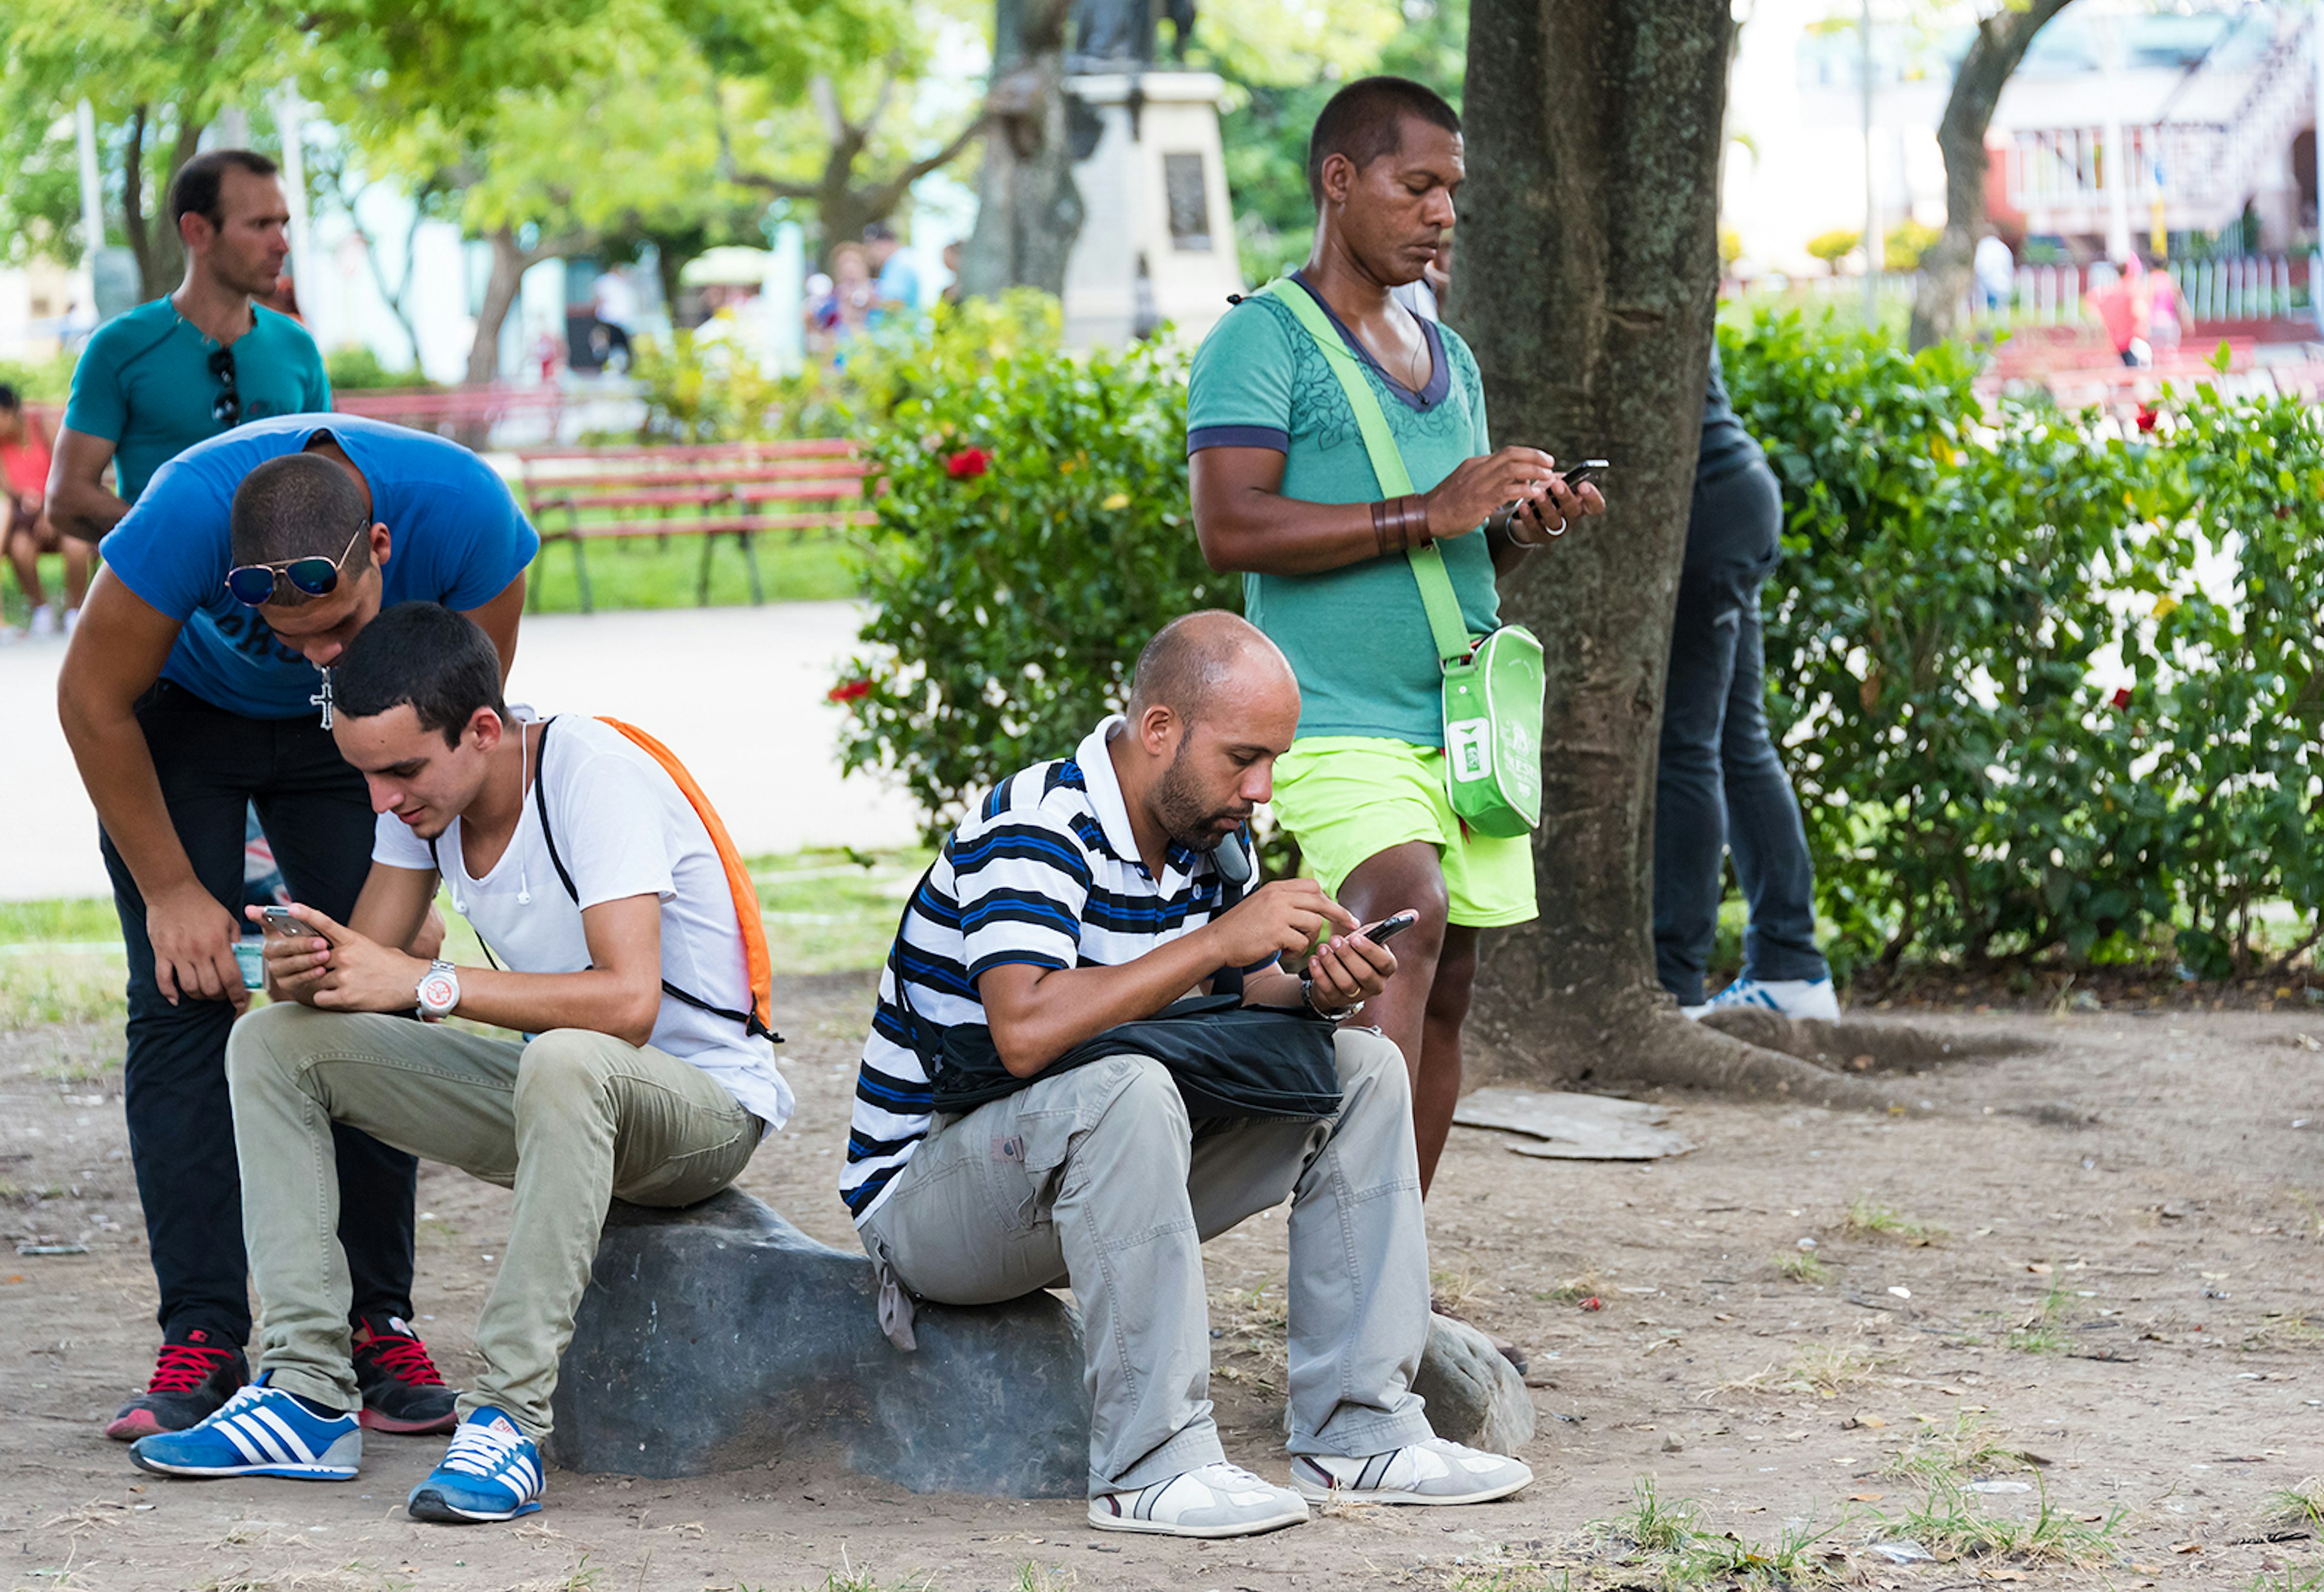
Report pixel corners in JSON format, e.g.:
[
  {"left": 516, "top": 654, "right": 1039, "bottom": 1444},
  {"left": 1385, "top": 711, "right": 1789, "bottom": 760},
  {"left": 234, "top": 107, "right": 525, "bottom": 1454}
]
[{"left": 1259, "top": 278, "right": 1544, "bottom": 838}]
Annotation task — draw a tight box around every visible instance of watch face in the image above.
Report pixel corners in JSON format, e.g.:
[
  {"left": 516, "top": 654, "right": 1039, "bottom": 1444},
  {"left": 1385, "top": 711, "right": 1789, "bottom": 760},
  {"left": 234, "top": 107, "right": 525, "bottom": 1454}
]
[{"left": 418, "top": 972, "right": 459, "bottom": 1011}]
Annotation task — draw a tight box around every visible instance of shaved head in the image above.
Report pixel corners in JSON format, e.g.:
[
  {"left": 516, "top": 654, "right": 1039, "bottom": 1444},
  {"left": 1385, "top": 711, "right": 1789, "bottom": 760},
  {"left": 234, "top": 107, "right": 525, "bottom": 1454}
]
[{"left": 1127, "top": 611, "right": 1296, "bottom": 726}]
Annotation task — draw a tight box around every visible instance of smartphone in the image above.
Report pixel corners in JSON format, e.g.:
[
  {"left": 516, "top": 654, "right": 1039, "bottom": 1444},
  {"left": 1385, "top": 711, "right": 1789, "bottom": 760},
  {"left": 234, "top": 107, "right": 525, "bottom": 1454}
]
[
  {"left": 1561, "top": 459, "right": 1610, "bottom": 492},
  {"left": 1357, "top": 910, "right": 1420, "bottom": 946},
  {"left": 260, "top": 905, "right": 301, "bottom": 937}
]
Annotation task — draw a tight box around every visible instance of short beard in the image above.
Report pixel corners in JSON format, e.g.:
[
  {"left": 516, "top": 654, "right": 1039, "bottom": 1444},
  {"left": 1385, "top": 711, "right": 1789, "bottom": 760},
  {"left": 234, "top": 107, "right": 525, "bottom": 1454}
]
[{"left": 1150, "top": 738, "right": 1238, "bottom": 854}]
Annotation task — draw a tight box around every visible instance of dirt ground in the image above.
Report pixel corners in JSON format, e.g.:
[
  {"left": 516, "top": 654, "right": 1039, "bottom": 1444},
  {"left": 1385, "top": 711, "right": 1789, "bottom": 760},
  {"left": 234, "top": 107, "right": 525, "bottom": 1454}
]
[{"left": 4, "top": 976, "right": 2319, "bottom": 1592}]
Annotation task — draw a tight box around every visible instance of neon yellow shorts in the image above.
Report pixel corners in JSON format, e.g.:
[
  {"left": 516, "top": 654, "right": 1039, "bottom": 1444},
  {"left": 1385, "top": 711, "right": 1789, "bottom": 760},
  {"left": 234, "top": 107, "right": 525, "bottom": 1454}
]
[{"left": 1268, "top": 736, "right": 1538, "bottom": 929}]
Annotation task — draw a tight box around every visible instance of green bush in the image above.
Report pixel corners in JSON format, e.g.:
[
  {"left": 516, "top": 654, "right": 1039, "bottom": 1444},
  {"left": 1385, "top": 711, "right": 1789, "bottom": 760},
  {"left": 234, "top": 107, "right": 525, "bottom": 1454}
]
[
  {"left": 831, "top": 293, "right": 1238, "bottom": 840},
  {"left": 324, "top": 346, "right": 424, "bottom": 391},
  {"left": 631, "top": 329, "right": 853, "bottom": 442},
  {"left": 0, "top": 353, "right": 76, "bottom": 404},
  {"left": 1725, "top": 311, "right": 2324, "bottom": 978}
]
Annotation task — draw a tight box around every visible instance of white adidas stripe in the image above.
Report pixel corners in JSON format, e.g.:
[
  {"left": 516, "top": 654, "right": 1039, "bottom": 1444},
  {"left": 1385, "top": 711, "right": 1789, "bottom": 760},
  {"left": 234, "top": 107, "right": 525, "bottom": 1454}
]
[
  {"left": 251, "top": 1405, "right": 317, "bottom": 1463},
  {"left": 215, "top": 1416, "right": 270, "bottom": 1466},
  {"left": 231, "top": 1412, "right": 292, "bottom": 1465}
]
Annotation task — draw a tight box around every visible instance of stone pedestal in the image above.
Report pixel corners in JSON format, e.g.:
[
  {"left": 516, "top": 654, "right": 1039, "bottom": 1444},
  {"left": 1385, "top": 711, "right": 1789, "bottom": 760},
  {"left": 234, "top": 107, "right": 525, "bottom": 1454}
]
[
  {"left": 546, "top": 1189, "right": 1090, "bottom": 1496},
  {"left": 1062, "top": 70, "right": 1246, "bottom": 349}
]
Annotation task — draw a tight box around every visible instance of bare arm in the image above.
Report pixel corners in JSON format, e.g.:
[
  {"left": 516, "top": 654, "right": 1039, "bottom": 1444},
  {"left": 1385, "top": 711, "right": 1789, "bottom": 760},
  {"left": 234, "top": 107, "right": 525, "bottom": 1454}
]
[
  {"left": 456, "top": 572, "right": 528, "bottom": 684},
  {"left": 268, "top": 892, "right": 665, "bottom": 1047},
  {"left": 55, "top": 568, "right": 248, "bottom": 1010},
  {"left": 977, "top": 879, "right": 1355, "bottom": 1077},
  {"left": 44, "top": 427, "right": 128, "bottom": 544},
  {"left": 1191, "top": 444, "right": 1564, "bottom": 576}
]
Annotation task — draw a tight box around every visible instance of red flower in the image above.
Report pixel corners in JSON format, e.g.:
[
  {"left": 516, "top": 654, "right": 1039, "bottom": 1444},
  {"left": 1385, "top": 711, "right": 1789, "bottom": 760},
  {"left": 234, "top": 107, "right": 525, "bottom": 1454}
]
[
  {"left": 945, "top": 447, "right": 991, "bottom": 479},
  {"left": 827, "top": 679, "right": 873, "bottom": 703},
  {"left": 1579, "top": 1295, "right": 1603, "bottom": 1312},
  {"left": 2135, "top": 403, "right": 2159, "bottom": 433},
  {"left": 2110, "top": 686, "right": 2133, "bottom": 710}
]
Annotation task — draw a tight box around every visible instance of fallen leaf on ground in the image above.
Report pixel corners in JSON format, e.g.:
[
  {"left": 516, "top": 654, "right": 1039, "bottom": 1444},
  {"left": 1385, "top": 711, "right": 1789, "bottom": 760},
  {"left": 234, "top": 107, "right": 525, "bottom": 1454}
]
[
  {"left": 1850, "top": 1492, "right": 1885, "bottom": 1502},
  {"left": 2170, "top": 1542, "right": 2203, "bottom": 1554}
]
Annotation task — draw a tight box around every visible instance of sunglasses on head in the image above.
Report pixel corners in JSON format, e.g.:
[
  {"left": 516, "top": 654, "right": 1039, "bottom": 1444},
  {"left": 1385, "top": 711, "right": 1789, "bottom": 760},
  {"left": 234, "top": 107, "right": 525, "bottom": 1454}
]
[
  {"left": 224, "top": 518, "right": 369, "bottom": 607},
  {"left": 208, "top": 345, "right": 238, "bottom": 427}
]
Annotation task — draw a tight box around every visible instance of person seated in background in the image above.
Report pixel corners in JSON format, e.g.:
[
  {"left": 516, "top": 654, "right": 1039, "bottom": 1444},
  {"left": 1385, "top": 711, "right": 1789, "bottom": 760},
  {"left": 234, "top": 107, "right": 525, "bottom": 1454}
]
[
  {"left": 842, "top": 611, "right": 1532, "bottom": 1540},
  {"left": 130, "top": 602, "right": 792, "bottom": 1525},
  {"left": 0, "top": 384, "right": 87, "bottom": 636}
]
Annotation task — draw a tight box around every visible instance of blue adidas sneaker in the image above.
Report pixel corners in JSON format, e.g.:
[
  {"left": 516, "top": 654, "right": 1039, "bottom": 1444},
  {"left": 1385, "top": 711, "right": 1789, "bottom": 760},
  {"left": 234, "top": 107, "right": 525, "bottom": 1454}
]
[
  {"left": 130, "top": 1378, "right": 360, "bottom": 1481},
  {"left": 407, "top": 1408, "right": 545, "bottom": 1523}
]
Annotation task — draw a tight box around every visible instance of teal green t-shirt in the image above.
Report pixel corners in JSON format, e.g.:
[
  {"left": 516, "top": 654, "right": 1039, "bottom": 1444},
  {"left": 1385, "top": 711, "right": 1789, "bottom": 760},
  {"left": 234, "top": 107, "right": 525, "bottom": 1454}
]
[
  {"left": 1187, "top": 275, "right": 1496, "bottom": 746},
  {"left": 62, "top": 298, "right": 332, "bottom": 503}
]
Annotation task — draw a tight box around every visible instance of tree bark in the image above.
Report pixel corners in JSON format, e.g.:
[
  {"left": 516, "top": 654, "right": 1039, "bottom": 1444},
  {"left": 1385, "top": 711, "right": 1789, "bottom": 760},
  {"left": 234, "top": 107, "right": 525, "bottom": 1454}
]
[
  {"left": 959, "top": 0, "right": 1083, "bottom": 297},
  {"left": 1460, "top": 0, "right": 1889, "bottom": 1105},
  {"left": 465, "top": 227, "right": 534, "bottom": 390},
  {"left": 1907, "top": 0, "right": 2075, "bottom": 351}
]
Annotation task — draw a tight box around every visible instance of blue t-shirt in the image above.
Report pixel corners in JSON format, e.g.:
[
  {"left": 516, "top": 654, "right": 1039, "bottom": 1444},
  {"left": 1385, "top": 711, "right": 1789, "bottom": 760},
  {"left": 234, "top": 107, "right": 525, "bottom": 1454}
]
[
  {"left": 100, "top": 415, "right": 539, "bottom": 720},
  {"left": 873, "top": 254, "right": 924, "bottom": 322},
  {"left": 62, "top": 298, "right": 332, "bottom": 502}
]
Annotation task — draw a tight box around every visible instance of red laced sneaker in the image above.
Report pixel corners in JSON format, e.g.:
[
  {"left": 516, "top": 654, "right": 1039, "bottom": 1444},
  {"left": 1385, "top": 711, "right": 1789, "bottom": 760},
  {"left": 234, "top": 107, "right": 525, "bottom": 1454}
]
[
  {"left": 352, "top": 1313, "right": 458, "bottom": 1434},
  {"left": 106, "top": 1329, "right": 249, "bottom": 1441}
]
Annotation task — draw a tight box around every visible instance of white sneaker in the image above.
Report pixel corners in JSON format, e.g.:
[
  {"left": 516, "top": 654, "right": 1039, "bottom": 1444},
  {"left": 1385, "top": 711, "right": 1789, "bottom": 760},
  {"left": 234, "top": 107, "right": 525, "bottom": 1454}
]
[
  {"left": 28, "top": 604, "right": 57, "bottom": 637},
  {"left": 1291, "top": 1438, "right": 1534, "bottom": 1506},
  {"left": 1704, "top": 976, "right": 1840, "bottom": 1022},
  {"left": 1089, "top": 1461, "right": 1309, "bottom": 1538}
]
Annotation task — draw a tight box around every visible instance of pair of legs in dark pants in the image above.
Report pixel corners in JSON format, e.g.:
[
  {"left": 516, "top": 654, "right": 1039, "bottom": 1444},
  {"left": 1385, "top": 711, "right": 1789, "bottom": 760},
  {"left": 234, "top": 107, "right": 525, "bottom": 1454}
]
[
  {"left": 1653, "top": 461, "right": 1831, "bottom": 1006},
  {"left": 102, "top": 680, "right": 418, "bottom": 1346}
]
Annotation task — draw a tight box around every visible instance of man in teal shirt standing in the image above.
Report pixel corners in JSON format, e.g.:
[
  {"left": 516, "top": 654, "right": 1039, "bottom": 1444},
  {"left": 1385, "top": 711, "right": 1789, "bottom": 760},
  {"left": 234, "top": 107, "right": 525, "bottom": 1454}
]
[
  {"left": 46, "top": 148, "right": 331, "bottom": 541},
  {"left": 1189, "top": 77, "right": 1601, "bottom": 1202}
]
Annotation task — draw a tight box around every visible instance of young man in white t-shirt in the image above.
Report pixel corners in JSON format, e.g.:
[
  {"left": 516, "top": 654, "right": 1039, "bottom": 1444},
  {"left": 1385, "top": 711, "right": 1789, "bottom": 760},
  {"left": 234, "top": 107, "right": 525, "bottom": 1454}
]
[{"left": 128, "top": 602, "right": 792, "bottom": 1524}]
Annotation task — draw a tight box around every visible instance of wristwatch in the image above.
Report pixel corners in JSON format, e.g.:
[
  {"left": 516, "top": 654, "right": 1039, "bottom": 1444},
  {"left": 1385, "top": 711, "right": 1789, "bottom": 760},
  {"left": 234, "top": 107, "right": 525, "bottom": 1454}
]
[{"left": 415, "top": 959, "right": 461, "bottom": 1023}]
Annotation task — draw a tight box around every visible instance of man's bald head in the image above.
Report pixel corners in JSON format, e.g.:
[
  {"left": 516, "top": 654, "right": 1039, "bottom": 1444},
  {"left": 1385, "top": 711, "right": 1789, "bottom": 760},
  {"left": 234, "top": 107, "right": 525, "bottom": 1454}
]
[{"left": 1126, "top": 611, "right": 1297, "bottom": 728}]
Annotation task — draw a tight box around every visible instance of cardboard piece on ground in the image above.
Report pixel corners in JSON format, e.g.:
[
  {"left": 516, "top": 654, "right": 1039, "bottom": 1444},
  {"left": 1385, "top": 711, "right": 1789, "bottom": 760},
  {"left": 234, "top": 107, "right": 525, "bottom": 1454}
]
[{"left": 1452, "top": 1087, "right": 1693, "bottom": 1160}]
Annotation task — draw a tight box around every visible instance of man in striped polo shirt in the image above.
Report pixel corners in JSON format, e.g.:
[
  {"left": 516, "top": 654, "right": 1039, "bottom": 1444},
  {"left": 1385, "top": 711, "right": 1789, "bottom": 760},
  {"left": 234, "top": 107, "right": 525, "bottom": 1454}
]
[{"left": 843, "top": 612, "right": 1532, "bottom": 1539}]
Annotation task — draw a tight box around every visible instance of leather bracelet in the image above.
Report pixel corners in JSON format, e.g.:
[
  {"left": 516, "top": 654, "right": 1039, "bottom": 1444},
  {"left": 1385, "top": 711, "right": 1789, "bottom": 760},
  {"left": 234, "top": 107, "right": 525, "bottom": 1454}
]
[
  {"left": 1371, "top": 498, "right": 1393, "bottom": 557},
  {"left": 1398, "top": 494, "right": 1432, "bottom": 548}
]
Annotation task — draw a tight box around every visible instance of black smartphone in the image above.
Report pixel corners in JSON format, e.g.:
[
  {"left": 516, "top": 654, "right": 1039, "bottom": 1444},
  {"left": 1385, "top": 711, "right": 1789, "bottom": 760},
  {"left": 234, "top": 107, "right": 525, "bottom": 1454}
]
[
  {"left": 1357, "top": 910, "right": 1420, "bottom": 946},
  {"left": 1561, "top": 459, "right": 1610, "bottom": 492}
]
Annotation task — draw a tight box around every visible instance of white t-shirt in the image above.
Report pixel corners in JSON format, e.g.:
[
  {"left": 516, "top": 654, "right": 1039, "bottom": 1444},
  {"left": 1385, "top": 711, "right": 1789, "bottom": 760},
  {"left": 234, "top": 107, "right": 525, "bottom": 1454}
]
[{"left": 372, "top": 711, "right": 792, "bottom": 1133}]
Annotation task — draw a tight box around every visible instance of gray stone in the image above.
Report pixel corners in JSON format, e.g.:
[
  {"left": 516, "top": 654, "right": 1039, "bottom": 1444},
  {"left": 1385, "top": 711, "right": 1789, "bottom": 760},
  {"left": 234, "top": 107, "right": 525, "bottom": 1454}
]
[
  {"left": 1412, "top": 1312, "right": 1535, "bottom": 1453},
  {"left": 1451, "top": 1087, "right": 1693, "bottom": 1160},
  {"left": 546, "top": 1189, "right": 1089, "bottom": 1496}
]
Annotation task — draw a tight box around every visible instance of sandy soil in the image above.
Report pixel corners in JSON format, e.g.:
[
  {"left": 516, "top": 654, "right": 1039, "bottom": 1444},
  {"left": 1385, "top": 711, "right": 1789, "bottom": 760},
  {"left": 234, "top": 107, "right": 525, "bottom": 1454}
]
[{"left": 3, "top": 978, "right": 2319, "bottom": 1592}]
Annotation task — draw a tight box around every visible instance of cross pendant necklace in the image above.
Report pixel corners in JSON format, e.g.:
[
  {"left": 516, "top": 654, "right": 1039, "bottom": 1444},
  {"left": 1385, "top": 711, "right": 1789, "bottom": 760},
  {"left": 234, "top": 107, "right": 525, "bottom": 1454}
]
[{"left": 311, "top": 667, "right": 335, "bottom": 729}]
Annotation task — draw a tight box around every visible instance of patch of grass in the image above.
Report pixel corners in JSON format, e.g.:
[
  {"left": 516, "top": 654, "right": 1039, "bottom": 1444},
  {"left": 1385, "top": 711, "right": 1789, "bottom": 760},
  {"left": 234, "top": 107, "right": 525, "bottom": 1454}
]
[
  {"left": 1537, "top": 1268, "right": 1605, "bottom": 1304},
  {"left": 0, "top": 949, "right": 128, "bottom": 1028},
  {"left": 0, "top": 898, "right": 122, "bottom": 942},
  {"left": 2269, "top": 1477, "right": 2324, "bottom": 1530},
  {"left": 1447, "top": 1570, "right": 1572, "bottom": 1592},
  {"left": 2006, "top": 1285, "right": 2072, "bottom": 1354},
  {"left": 1845, "top": 1196, "right": 1949, "bottom": 1246},
  {"left": 1012, "top": 1568, "right": 1075, "bottom": 1592},
  {"left": 1433, "top": 1266, "right": 1488, "bottom": 1313},
  {"left": 2248, "top": 1564, "right": 2324, "bottom": 1592},
  {"left": 1884, "top": 1474, "right": 2122, "bottom": 1568},
  {"left": 525, "top": 531, "right": 865, "bottom": 614},
  {"left": 811, "top": 1563, "right": 938, "bottom": 1592},
  {"left": 1595, "top": 1473, "right": 1702, "bottom": 1554},
  {"left": 1775, "top": 1249, "right": 1831, "bottom": 1284},
  {"left": 1784, "top": 1345, "right": 1889, "bottom": 1397},
  {"left": 1884, "top": 1410, "right": 2033, "bottom": 1487},
  {"left": 1675, "top": 1516, "right": 1851, "bottom": 1587},
  {"left": 751, "top": 847, "right": 931, "bottom": 975}
]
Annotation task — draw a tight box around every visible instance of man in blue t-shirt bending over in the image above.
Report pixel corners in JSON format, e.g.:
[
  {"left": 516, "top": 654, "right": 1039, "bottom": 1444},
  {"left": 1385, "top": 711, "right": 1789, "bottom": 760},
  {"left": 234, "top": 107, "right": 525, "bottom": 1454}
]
[{"left": 56, "top": 413, "right": 537, "bottom": 1442}]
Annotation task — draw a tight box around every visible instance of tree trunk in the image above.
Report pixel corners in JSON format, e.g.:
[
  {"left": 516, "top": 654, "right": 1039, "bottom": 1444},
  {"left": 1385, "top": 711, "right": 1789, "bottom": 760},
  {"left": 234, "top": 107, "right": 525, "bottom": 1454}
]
[
  {"left": 1907, "top": 0, "right": 2075, "bottom": 351},
  {"left": 466, "top": 228, "right": 533, "bottom": 389},
  {"left": 960, "top": 0, "right": 1083, "bottom": 297},
  {"left": 1460, "top": 0, "right": 1889, "bottom": 1104}
]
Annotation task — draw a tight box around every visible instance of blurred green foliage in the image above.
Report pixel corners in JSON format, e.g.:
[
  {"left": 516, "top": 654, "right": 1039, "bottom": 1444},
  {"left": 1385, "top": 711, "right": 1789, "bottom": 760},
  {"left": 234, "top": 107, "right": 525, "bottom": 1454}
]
[{"left": 1727, "top": 311, "right": 2324, "bottom": 979}]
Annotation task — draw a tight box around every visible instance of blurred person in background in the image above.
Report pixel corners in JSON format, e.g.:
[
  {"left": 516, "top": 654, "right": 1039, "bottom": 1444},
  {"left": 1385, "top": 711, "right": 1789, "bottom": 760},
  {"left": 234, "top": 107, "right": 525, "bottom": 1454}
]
[
  {"left": 864, "top": 222, "right": 923, "bottom": 325},
  {"left": 1655, "top": 349, "right": 1838, "bottom": 1024},
  {"left": 1, "top": 384, "right": 89, "bottom": 637}
]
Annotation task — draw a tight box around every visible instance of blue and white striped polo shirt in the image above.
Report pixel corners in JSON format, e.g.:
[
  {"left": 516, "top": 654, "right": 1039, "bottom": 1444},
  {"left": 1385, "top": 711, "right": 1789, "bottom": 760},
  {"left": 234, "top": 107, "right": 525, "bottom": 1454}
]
[{"left": 841, "top": 715, "right": 1253, "bottom": 1223}]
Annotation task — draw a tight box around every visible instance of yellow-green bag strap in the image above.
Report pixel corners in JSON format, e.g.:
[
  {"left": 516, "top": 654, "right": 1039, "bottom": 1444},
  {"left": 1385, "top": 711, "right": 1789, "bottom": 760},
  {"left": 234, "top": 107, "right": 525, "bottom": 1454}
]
[{"left": 1258, "top": 278, "right": 1473, "bottom": 664}]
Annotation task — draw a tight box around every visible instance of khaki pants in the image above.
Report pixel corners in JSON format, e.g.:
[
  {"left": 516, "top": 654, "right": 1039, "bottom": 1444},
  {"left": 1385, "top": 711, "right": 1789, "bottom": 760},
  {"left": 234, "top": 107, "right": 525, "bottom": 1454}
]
[
  {"left": 860, "top": 1027, "right": 1436, "bottom": 1496},
  {"left": 225, "top": 1004, "right": 760, "bottom": 1438}
]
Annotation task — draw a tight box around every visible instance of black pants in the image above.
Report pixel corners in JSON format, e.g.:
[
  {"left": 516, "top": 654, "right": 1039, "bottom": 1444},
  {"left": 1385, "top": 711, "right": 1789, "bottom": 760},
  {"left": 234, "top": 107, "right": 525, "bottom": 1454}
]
[
  {"left": 1653, "top": 461, "right": 1830, "bottom": 1005},
  {"left": 102, "top": 681, "right": 417, "bottom": 1346}
]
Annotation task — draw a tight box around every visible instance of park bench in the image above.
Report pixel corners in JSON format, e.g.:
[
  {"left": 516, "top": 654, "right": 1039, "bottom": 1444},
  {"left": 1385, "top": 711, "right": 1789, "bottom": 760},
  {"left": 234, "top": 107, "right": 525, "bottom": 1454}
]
[
  {"left": 333, "top": 383, "right": 566, "bottom": 440},
  {"left": 514, "top": 438, "right": 874, "bottom": 613}
]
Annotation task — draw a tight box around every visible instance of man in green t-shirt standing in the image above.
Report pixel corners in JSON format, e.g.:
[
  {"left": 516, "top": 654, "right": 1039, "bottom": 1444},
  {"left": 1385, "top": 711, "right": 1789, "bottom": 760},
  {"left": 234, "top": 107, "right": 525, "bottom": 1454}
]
[
  {"left": 47, "top": 148, "right": 332, "bottom": 542},
  {"left": 1189, "top": 76, "right": 1601, "bottom": 1196}
]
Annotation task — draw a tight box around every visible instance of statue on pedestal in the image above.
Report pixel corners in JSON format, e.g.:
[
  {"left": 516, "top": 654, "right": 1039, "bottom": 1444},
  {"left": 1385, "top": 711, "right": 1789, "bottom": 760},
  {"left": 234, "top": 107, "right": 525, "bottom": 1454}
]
[{"left": 1071, "top": 0, "right": 1196, "bottom": 69}]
